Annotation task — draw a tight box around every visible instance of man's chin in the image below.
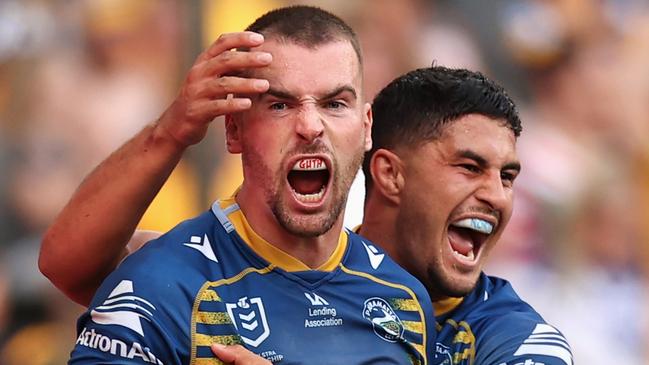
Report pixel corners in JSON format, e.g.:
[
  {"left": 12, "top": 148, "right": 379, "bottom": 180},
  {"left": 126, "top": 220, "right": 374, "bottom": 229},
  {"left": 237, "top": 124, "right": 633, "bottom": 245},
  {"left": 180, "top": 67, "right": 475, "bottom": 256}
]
[
  {"left": 429, "top": 269, "right": 479, "bottom": 299},
  {"left": 274, "top": 209, "right": 340, "bottom": 238}
]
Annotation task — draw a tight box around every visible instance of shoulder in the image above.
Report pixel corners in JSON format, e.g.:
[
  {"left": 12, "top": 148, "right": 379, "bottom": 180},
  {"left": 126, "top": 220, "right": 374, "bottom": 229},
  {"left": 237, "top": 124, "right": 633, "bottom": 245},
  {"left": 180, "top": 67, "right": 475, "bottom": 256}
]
[
  {"left": 343, "top": 230, "right": 426, "bottom": 291},
  {"left": 71, "top": 275, "right": 187, "bottom": 363},
  {"left": 471, "top": 275, "right": 574, "bottom": 365},
  {"left": 71, "top": 211, "right": 227, "bottom": 363},
  {"left": 116, "top": 210, "right": 225, "bottom": 279}
]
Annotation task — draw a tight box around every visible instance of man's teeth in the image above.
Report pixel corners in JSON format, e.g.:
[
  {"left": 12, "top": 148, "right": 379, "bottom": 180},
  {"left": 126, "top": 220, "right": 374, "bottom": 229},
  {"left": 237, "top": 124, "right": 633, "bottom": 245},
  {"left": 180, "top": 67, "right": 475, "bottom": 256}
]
[
  {"left": 453, "top": 249, "right": 475, "bottom": 261},
  {"left": 292, "top": 158, "right": 326, "bottom": 171},
  {"left": 293, "top": 186, "right": 325, "bottom": 202},
  {"left": 452, "top": 218, "right": 493, "bottom": 234}
]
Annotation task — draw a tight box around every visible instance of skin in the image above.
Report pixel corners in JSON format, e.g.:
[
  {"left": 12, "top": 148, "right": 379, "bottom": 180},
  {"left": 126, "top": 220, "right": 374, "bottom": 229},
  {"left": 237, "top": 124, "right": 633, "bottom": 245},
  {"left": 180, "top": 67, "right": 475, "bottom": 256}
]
[
  {"left": 361, "top": 114, "right": 520, "bottom": 300},
  {"left": 227, "top": 39, "right": 371, "bottom": 267}
]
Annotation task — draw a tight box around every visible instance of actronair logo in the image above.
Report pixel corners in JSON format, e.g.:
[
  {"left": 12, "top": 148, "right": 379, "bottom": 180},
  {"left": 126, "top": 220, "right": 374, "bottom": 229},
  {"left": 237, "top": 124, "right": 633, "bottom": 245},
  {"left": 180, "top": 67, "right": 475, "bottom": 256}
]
[
  {"left": 90, "top": 280, "right": 156, "bottom": 336},
  {"left": 76, "top": 327, "right": 164, "bottom": 364}
]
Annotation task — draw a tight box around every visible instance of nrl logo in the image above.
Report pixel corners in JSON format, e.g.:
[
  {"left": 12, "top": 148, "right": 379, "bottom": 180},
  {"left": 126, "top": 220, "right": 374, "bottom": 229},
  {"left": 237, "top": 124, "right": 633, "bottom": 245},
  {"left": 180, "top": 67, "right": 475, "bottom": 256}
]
[
  {"left": 225, "top": 296, "right": 270, "bottom": 347},
  {"left": 362, "top": 297, "right": 404, "bottom": 342}
]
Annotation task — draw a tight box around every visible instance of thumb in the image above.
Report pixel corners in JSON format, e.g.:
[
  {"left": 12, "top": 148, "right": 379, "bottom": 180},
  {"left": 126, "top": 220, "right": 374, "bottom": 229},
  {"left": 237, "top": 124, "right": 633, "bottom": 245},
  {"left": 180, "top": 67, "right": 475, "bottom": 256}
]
[{"left": 210, "top": 344, "right": 271, "bottom": 364}]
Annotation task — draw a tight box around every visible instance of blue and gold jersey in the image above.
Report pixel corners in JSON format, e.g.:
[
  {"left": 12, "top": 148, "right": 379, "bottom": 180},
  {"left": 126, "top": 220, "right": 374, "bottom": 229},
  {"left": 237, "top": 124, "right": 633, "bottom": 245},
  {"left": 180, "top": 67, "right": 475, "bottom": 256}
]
[
  {"left": 69, "top": 198, "right": 435, "bottom": 364},
  {"left": 433, "top": 273, "right": 572, "bottom": 365}
]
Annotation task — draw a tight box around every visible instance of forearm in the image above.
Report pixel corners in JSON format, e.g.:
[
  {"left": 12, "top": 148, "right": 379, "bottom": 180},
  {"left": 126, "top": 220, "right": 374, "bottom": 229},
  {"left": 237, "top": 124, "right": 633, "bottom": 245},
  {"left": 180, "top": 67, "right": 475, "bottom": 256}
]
[
  {"left": 39, "top": 122, "right": 185, "bottom": 305},
  {"left": 39, "top": 31, "right": 271, "bottom": 306}
]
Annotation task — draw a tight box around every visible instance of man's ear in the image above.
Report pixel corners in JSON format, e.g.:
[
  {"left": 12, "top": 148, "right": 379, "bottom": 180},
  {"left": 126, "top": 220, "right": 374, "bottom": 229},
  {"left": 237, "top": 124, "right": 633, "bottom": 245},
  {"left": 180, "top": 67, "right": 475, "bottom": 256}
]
[
  {"left": 363, "top": 103, "right": 373, "bottom": 151},
  {"left": 225, "top": 114, "right": 242, "bottom": 154},
  {"left": 369, "top": 149, "right": 404, "bottom": 204}
]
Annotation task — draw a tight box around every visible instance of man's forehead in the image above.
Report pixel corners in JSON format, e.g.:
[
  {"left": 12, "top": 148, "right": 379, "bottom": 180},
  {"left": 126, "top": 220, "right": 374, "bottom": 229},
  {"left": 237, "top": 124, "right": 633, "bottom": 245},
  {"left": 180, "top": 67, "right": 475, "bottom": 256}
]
[
  {"left": 248, "top": 38, "right": 362, "bottom": 83},
  {"left": 411, "top": 115, "right": 518, "bottom": 160}
]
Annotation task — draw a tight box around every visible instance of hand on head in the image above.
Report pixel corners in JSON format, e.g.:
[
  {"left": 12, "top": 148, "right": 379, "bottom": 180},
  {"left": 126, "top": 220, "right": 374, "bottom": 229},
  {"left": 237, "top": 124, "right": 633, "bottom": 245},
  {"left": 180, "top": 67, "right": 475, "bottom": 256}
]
[{"left": 158, "top": 31, "right": 272, "bottom": 147}]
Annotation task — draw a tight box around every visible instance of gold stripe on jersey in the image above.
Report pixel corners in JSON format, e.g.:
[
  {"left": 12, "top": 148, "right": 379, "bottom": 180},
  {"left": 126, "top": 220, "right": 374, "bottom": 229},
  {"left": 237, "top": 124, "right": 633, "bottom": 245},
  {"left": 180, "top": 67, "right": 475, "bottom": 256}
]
[
  {"left": 392, "top": 298, "right": 420, "bottom": 311},
  {"left": 199, "top": 289, "right": 221, "bottom": 302},
  {"left": 442, "top": 319, "right": 476, "bottom": 365},
  {"left": 403, "top": 320, "right": 424, "bottom": 333},
  {"left": 196, "top": 311, "right": 232, "bottom": 325},
  {"left": 190, "top": 266, "right": 274, "bottom": 365},
  {"left": 339, "top": 264, "right": 428, "bottom": 365},
  {"left": 194, "top": 358, "right": 224, "bottom": 365},
  {"left": 195, "top": 333, "right": 241, "bottom": 346}
]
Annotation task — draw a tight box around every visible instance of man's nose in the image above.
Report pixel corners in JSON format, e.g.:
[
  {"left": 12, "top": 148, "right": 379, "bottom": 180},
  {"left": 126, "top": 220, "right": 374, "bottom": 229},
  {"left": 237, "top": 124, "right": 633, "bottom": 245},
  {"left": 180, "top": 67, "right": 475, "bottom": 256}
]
[
  {"left": 475, "top": 172, "right": 510, "bottom": 212},
  {"left": 295, "top": 105, "right": 324, "bottom": 144}
]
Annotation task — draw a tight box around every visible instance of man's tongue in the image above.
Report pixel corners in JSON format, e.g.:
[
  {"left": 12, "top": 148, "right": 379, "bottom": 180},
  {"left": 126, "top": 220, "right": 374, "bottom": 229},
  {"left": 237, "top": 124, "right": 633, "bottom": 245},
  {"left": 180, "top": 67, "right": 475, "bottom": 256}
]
[
  {"left": 448, "top": 227, "right": 474, "bottom": 256},
  {"left": 288, "top": 171, "right": 326, "bottom": 195}
]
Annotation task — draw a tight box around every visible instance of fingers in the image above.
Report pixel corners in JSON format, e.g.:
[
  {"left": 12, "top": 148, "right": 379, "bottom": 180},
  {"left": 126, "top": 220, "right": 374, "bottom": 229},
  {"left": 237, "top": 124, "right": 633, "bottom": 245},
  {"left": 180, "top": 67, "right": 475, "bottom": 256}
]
[
  {"left": 197, "top": 32, "right": 265, "bottom": 63},
  {"left": 192, "top": 77, "right": 269, "bottom": 99},
  {"left": 155, "top": 31, "right": 271, "bottom": 147},
  {"left": 186, "top": 98, "right": 252, "bottom": 122},
  {"left": 211, "top": 344, "right": 272, "bottom": 365},
  {"left": 199, "top": 50, "right": 272, "bottom": 79}
]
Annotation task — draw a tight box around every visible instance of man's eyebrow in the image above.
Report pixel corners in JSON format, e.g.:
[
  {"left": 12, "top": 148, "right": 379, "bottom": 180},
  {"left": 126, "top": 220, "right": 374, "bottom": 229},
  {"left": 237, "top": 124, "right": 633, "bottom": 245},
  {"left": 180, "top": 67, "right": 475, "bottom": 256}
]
[
  {"left": 261, "top": 85, "right": 358, "bottom": 101},
  {"left": 264, "top": 87, "right": 299, "bottom": 101},
  {"left": 319, "top": 85, "right": 357, "bottom": 101},
  {"left": 458, "top": 149, "right": 521, "bottom": 172}
]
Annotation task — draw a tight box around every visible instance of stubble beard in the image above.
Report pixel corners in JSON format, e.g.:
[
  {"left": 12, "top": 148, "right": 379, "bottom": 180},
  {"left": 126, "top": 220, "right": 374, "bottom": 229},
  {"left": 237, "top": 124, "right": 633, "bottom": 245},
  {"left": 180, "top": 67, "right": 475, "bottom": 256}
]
[
  {"left": 244, "top": 143, "right": 365, "bottom": 238},
  {"left": 427, "top": 258, "right": 480, "bottom": 299}
]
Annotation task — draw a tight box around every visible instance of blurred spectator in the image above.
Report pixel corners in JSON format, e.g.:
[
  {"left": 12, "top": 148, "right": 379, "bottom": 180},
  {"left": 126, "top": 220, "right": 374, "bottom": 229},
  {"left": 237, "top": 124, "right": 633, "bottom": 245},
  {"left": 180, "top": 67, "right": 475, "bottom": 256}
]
[
  {"left": 488, "top": 0, "right": 649, "bottom": 363},
  {"left": 0, "top": 0, "right": 199, "bottom": 359}
]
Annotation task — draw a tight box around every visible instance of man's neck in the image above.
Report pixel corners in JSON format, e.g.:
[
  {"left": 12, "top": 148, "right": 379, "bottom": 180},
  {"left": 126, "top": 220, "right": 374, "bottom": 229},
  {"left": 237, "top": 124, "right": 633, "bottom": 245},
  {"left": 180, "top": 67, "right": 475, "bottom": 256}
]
[{"left": 235, "top": 187, "right": 344, "bottom": 269}]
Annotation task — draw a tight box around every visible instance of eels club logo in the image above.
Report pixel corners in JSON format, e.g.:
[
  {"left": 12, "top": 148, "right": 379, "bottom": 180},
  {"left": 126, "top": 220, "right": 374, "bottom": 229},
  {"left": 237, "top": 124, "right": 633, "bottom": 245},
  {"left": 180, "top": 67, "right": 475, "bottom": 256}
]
[{"left": 362, "top": 297, "right": 404, "bottom": 342}]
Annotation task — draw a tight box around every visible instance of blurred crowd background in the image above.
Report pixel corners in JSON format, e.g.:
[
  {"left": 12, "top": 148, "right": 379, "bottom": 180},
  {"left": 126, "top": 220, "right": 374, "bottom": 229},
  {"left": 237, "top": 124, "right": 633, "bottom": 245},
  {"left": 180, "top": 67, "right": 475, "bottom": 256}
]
[{"left": 1, "top": 0, "right": 648, "bottom": 363}]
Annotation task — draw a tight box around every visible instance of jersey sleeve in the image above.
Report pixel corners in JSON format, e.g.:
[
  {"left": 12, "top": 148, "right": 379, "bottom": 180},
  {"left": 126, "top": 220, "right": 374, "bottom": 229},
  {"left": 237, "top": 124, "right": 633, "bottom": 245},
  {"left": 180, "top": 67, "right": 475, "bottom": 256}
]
[
  {"left": 69, "top": 240, "right": 194, "bottom": 364},
  {"left": 478, "top": 317, "right": 573, "bottom": 365}
]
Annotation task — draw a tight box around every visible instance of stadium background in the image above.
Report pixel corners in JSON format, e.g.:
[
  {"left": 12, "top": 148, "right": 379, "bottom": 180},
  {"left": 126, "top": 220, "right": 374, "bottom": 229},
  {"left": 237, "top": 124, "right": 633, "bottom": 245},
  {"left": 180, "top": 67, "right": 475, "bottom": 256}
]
[{"left": 0, "top": 0, "right": 648, "bottom": 363}]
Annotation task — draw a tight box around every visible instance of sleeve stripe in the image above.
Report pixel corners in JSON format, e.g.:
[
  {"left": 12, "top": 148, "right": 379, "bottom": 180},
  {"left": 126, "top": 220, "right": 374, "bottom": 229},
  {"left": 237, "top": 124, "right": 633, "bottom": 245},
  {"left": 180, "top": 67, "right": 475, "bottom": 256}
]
[
  {"left": 514, "top": 344, "right": 573, "bottom": 365},
  {"left": 524, "top": 338, "right": 570, "bottom": 349}
]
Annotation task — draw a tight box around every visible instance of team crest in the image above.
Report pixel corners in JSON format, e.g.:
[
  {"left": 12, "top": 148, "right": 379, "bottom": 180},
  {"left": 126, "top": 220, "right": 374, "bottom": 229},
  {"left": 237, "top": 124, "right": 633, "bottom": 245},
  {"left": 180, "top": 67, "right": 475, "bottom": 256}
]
[
  {"left": 225, "top": 296, "right": 270, "bottom": 347},
  {"left": 362, "top": 297, "right": 404, "bottom": 342}
]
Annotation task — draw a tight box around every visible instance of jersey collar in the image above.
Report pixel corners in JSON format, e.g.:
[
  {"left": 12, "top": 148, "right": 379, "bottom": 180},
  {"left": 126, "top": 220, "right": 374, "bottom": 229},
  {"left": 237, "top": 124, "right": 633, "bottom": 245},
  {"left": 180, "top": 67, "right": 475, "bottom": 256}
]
[{"left": 217, "top": 198, "right": 348, "bottom": 272}]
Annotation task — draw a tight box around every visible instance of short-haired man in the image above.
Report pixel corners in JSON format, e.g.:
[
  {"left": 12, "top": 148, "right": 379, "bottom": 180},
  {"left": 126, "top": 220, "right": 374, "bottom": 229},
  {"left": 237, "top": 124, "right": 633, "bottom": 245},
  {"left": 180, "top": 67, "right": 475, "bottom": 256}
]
[
  {"left": 44, "top": 6, "right": 435, "bottom": 364},
  {"left": 360, "top": 66, "right": 572, "bottom": 364}
]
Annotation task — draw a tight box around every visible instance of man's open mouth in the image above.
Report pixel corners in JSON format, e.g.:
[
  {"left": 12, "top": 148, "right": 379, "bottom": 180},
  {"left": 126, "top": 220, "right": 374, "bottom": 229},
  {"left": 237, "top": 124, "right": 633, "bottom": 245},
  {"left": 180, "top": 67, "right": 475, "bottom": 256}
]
[
  {"left": 447, "top": 218, "right": 494, "bottom": 261},
  {"left": 287, "top": 157, "right": 331, "bottom": 203}
]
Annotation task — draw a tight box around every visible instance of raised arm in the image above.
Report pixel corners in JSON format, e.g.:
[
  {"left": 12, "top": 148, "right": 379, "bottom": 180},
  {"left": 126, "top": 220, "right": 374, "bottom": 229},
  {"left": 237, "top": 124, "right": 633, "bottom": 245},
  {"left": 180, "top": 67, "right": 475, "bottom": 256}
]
[{"left": 39, "top": 32, "right": 272, "bottom": 306}]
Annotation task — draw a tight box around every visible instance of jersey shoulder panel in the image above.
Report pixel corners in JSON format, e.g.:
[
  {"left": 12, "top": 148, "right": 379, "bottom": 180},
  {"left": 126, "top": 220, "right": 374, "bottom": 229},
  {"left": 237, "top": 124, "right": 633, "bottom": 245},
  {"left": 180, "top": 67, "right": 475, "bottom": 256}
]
[
  {"left": 435, "top": 274, "right": 573, "bottom": 365},
  {"left": 70, "top": 210, "right": 239, "bottom": 364},
  {"left": 342, "top": 231, "right": 421, "bottom": 285}
]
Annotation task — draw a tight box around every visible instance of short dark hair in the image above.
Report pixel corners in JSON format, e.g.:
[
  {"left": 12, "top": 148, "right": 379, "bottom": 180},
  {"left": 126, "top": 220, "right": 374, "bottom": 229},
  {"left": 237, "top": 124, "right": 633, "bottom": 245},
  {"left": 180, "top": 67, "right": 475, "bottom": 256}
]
[
  {"left": 363, "top": 66, "right": 522, "bottom": 191},
  {"left": 246, "top": 5, "right": 362, "bottom": 66}
]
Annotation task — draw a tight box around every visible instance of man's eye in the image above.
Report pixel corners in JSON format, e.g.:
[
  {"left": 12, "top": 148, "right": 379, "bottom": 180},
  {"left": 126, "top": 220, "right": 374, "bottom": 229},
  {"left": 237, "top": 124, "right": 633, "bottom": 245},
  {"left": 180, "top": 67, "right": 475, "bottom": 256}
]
[
  {"left": 325, "top": 101, "right": 345, "bottom": 109},
  {"left": 501, "top": 171, "right": 518, "bottom": 186},
  {"left": 460, "top": 164, "right": 480, "bottom": 173},
  {"left": 270, "top": 102, "right": 287, "bottom": 110}
]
